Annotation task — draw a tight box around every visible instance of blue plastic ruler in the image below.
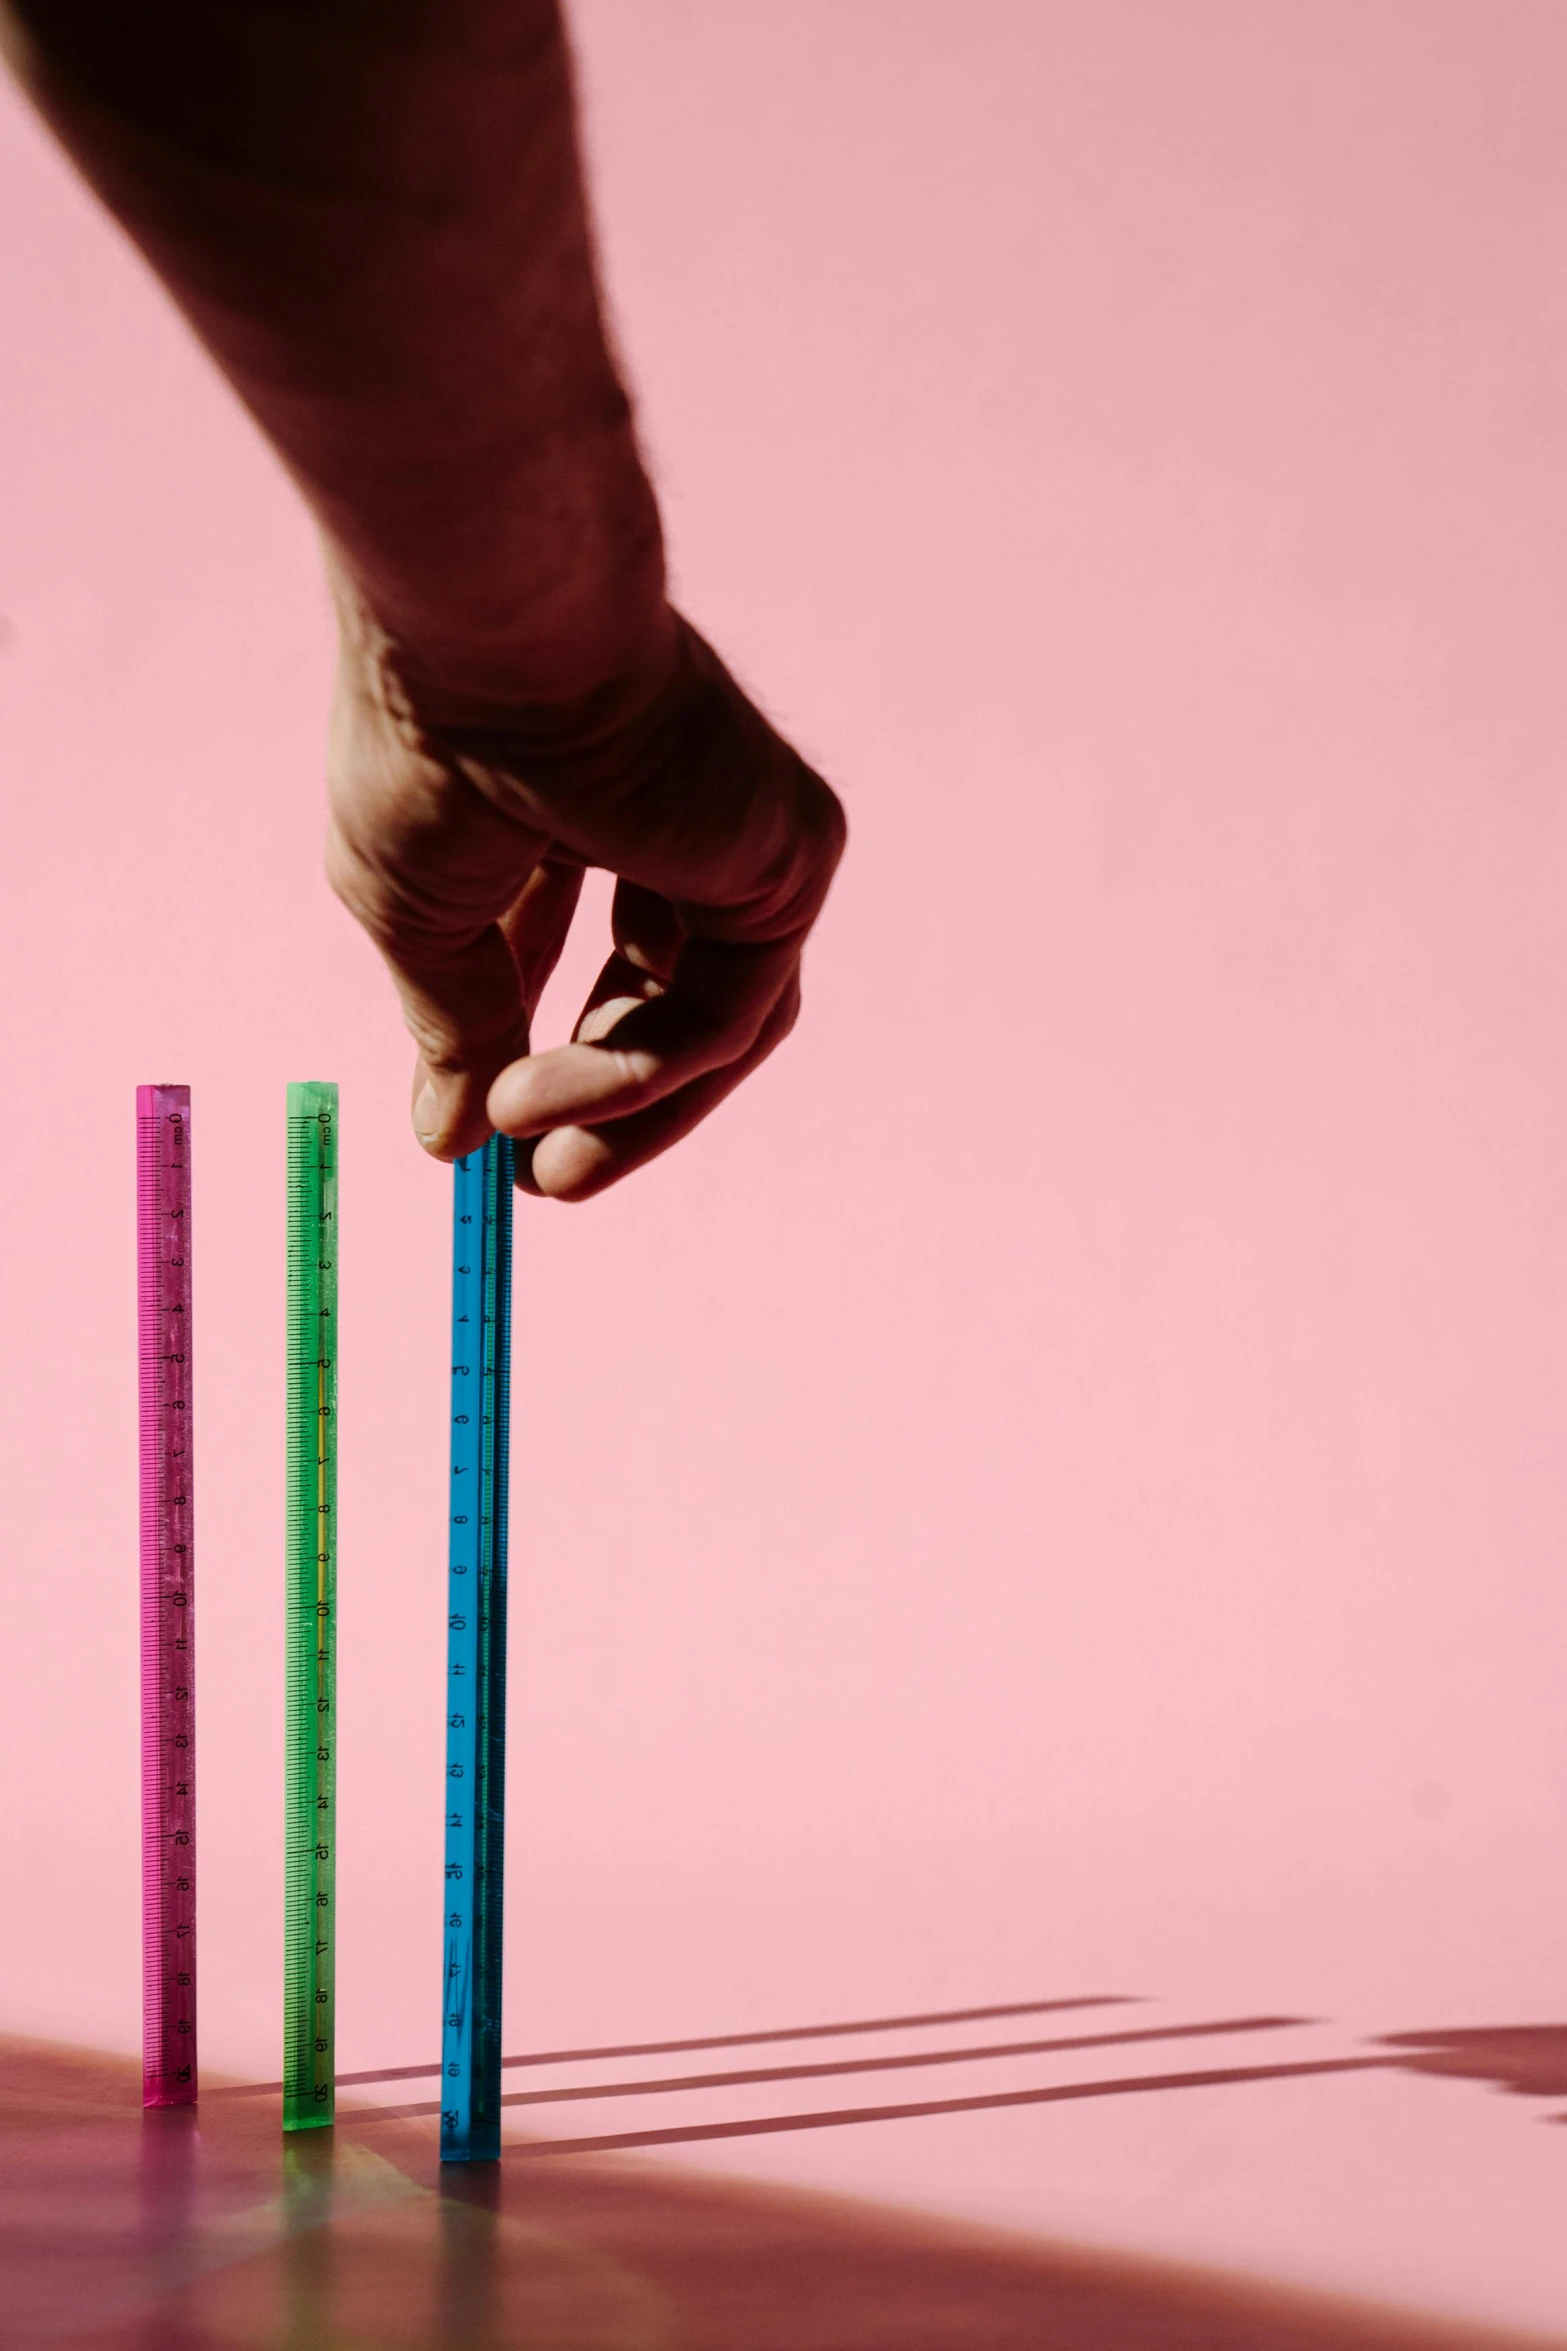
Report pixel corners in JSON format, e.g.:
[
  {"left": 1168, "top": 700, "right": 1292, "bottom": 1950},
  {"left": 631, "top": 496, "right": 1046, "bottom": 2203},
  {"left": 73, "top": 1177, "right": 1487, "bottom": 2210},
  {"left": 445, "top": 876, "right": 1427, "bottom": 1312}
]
[{"left": 440, "top": 1135, "right": 514, "bottom": 2163}]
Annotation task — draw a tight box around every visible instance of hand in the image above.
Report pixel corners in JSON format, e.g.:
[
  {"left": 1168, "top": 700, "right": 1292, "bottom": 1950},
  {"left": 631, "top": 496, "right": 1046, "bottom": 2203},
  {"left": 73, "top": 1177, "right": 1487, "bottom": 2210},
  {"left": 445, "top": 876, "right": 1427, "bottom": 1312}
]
[
  {"left": 325, "top": 594, "right": 846, "bottom": 1201},
  {"left": 4, "top": 3, "right": 845, "bottom": 1203}
]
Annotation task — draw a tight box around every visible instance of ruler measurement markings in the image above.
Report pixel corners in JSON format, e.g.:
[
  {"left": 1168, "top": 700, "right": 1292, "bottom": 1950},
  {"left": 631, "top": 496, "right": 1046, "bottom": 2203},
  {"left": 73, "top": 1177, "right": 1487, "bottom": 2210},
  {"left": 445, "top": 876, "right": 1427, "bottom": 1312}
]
[
  {"left": 137, "top": 1084, "right": 197, "bottom": 2108},
  {"left": 441, "top": 1136, "right": 513, "bottom": 2164},
  {"left": 285, "top": 1083, "right": 338, "bottom": 2132}
]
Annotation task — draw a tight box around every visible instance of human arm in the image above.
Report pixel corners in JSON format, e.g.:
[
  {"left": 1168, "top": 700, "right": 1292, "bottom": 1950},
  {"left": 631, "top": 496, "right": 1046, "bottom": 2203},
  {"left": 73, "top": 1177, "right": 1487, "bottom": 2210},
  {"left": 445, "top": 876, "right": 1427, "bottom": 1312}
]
[{"left": 1, "top": 0, "right": 844, "bottom": 1193}]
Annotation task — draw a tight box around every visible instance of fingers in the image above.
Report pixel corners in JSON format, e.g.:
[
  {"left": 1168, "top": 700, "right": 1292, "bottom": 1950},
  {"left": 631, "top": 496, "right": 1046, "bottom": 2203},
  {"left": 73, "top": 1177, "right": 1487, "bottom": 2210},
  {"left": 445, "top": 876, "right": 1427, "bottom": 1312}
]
[
  {"left": 401, "top": 856, "right": 584, "bottom": 1156},
  {"left": 329, "top": 601, "right": 846, "bottom": 1194},
  {"left": 396, "top": 926, "right": 528, "bottom": 1162},
  {"left": 500, "top": 855, "right": 586, "bottom": 1013},
  {"left": 486, "top": 867, "right": 804, "bottom": 1199},
  {"left": 325, "top": 786, "right": 577, "bottom": 1162},
  {"left": 487, "top": 928, "right": 801, "bottom": 1141},
  {"left": 517, "top": 980, "right": 802, "bottom": 1201},
  {"left": 609, "top": 879, "right": 685, "bottom": 981}
]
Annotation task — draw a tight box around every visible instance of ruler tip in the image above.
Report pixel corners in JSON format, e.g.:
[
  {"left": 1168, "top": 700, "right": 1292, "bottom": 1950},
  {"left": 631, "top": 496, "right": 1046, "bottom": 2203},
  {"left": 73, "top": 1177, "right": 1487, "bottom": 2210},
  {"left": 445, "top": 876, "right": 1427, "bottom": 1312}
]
[{"left": 286, "top": 1080, "right": 340, "bottom": 1117}]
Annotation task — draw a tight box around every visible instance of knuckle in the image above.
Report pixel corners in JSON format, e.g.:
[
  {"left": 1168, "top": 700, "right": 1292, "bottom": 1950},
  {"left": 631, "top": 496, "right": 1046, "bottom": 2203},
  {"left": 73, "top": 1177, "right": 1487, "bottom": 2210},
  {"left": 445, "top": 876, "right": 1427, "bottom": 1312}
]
[
  {"left": 402, "top": 1011, "right": 463, "bottom": 1071},
  {"left": 751, "top": 759, "right": 847, "bottom": 938},
  {"left": 799, "top": 767, "right": 848, "bottom": 876},
  {"left": 625, "top": 1047, "right": 662, "bottom": 1083},
  {"left": 323, "top": 827, "right": 385, "bottom": 931},
  {"left": 322, "top": 821, "right": 354, "bottom": 893}
]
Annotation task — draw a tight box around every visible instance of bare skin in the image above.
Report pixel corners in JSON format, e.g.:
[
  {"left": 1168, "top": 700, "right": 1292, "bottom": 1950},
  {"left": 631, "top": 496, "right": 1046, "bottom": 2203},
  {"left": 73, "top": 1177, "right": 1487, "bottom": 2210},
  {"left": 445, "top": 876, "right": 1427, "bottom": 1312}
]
[{"left": 2, "top": 0, "right": 844, "bottom": 1196}]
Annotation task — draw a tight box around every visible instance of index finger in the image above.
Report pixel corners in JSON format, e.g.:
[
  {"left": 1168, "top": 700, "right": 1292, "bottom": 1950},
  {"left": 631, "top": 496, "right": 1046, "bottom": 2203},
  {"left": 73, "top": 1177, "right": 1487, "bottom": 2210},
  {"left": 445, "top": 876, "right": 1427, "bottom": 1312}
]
[{"left": 486, "top": 929, "right": 802, "bottom": 1144}]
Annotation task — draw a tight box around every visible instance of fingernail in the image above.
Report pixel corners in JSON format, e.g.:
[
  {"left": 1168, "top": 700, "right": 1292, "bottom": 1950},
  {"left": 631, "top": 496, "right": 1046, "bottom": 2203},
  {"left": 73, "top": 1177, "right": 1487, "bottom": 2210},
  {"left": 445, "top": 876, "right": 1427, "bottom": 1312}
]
[{"left": 414, "top": 1083, "right": 440, "bottom": 1145}]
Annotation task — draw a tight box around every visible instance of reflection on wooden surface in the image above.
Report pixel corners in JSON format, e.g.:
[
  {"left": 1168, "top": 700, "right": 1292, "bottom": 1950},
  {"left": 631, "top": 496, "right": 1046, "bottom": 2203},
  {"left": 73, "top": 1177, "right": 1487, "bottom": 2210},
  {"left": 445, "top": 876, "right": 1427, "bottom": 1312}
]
[{"left": 1, "top": 2036, "right": 1549, "bottom": 2349}]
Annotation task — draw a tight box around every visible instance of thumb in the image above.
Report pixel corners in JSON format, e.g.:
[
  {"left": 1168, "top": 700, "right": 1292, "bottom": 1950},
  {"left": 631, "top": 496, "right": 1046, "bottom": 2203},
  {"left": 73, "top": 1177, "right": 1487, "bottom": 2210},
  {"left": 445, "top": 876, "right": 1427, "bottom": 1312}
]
[
  {"left": 400, "top": 922, "right": 533, "bottom": 1162},
  {"left": 403, "top": 855, "right": 586, "bottom": 1156},
  {"left": 324, "top": 811, "right": 544, "bottom": 1163}
]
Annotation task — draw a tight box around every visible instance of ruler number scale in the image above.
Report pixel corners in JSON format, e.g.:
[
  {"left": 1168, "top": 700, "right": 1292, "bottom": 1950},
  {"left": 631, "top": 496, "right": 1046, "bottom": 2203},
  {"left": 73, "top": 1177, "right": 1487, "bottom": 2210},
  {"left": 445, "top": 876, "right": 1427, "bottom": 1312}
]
[
  {"left": 441, "top": 1136, "right": 514, "bottom": 2163},
  {"left": 137, "top": 1084, "right": 197, "bottom": 2108},
  {"left": 284, "top": 1083, "right": 339, "bottom": 2131}
]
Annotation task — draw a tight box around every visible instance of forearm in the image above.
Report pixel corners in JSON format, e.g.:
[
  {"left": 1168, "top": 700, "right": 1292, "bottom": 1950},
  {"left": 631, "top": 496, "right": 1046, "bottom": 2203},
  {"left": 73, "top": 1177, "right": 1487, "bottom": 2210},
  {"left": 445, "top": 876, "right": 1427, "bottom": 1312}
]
[{"left": 1, "top": 0, "right": 669, "bottom": 706}]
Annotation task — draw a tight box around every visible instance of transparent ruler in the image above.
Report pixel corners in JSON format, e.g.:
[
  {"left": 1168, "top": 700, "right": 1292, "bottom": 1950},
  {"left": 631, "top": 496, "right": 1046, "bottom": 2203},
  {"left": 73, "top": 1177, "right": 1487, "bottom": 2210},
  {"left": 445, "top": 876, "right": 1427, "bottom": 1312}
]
[
  {"left": 137, "top": 1084, "right": 197, "bottom": 2107},
  {"left": 441, "top": 1136, "right": 514, "bottom": 2163},
  {"left": 284, "top": 1082, "right": 339, "bottom": 2131}
]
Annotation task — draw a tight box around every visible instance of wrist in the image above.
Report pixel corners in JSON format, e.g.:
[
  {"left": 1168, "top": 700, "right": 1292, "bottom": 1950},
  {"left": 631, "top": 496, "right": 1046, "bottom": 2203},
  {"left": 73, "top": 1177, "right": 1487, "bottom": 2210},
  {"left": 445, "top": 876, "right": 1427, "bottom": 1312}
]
[
  {"left": 327, "top": 414, "right": 673, "bottom": 719},
  {"left": 333, "top": 549, "right": 685, "bottom": 775}
]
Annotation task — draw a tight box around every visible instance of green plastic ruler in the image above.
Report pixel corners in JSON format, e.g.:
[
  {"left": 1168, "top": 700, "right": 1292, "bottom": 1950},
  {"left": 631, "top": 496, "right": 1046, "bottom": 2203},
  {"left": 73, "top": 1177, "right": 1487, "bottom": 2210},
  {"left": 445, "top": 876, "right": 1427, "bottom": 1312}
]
[{"left": 284, "top": 1082, "right": 339, "bottom": 2131}]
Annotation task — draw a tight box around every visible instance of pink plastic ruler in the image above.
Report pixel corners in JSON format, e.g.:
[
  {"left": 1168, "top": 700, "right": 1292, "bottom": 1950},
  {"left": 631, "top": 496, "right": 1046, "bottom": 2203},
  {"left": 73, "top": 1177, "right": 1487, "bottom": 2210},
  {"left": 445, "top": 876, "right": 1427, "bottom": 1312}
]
[{"left": 137, "top": 1084, "right": 197, "bottom": 2106}]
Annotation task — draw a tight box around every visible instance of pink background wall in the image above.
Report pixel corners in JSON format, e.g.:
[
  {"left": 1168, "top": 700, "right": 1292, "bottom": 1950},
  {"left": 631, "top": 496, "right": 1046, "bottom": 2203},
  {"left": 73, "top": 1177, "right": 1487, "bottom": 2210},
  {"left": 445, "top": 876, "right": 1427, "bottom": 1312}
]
[{"left": 6, "top": 2, "right": 1567, "bottom": 2333}]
